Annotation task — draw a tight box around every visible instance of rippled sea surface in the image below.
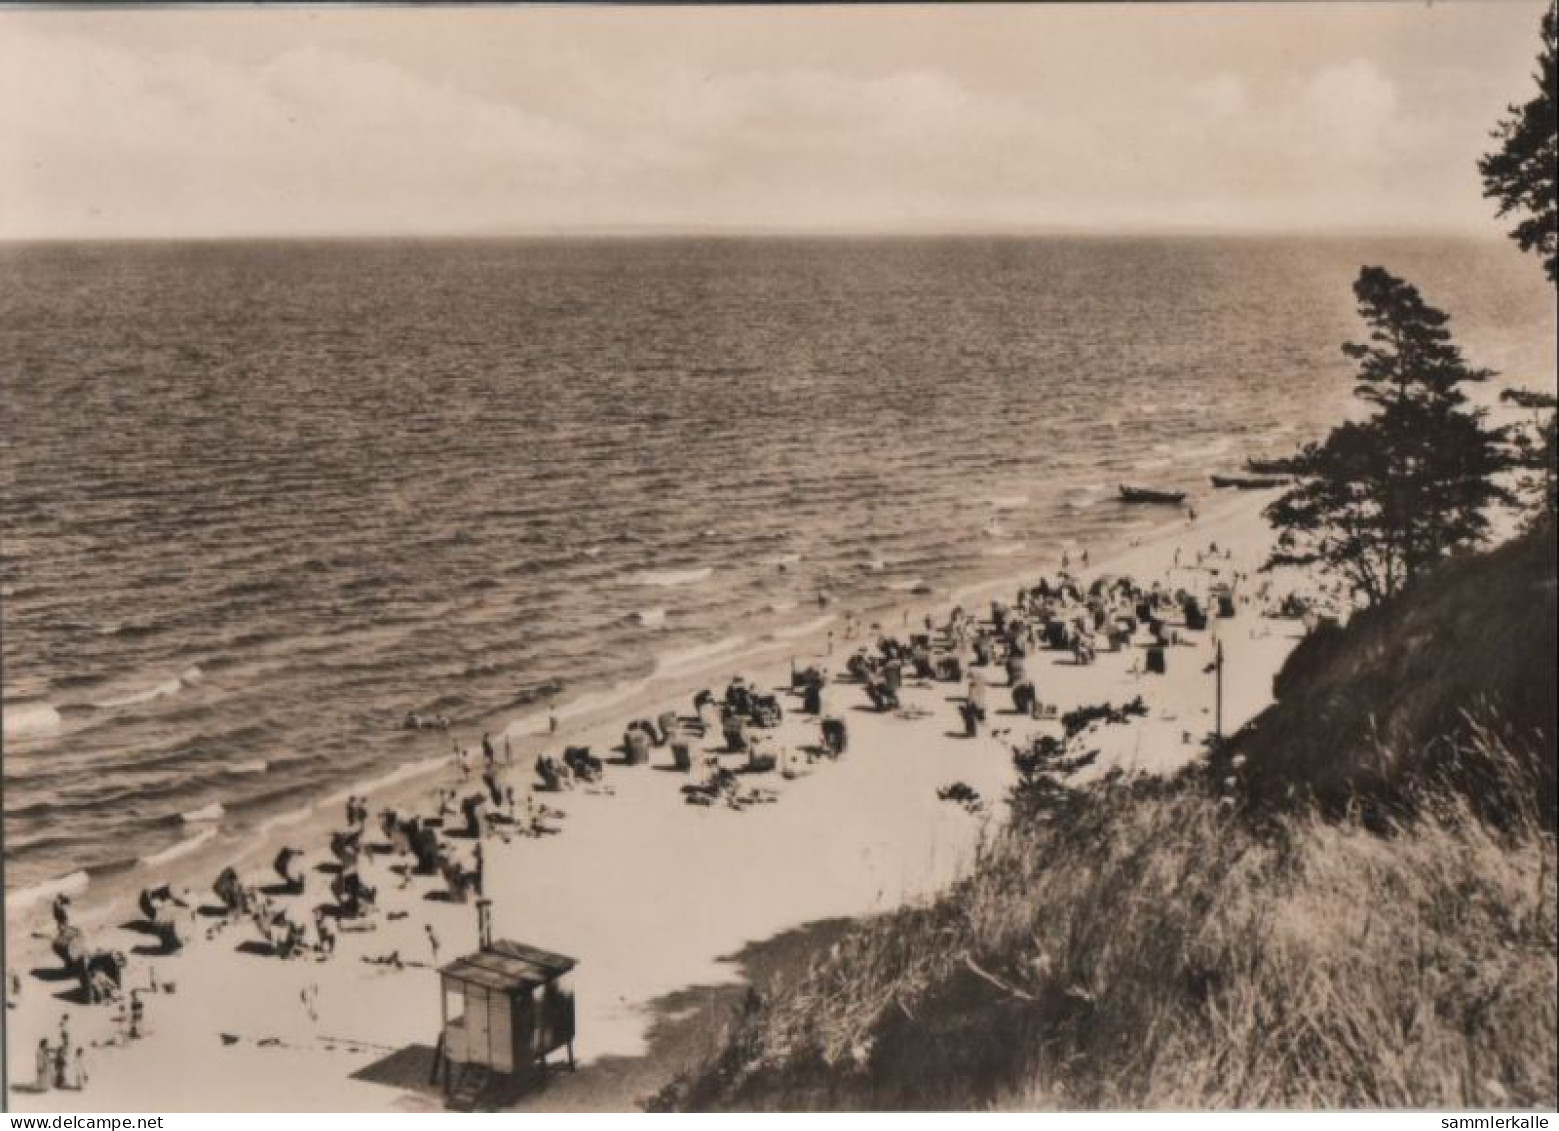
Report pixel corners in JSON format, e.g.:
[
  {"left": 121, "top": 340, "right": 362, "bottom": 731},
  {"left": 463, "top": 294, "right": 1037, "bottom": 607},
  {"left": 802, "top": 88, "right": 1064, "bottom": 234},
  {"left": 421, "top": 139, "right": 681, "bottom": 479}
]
[{"left": 3, "top": 235, "right": 1553, "bottom": 894}]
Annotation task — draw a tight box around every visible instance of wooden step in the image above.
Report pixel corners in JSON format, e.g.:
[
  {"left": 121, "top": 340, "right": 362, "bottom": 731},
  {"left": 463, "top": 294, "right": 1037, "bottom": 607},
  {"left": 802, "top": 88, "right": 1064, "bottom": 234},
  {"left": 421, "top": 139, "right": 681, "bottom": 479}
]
[{"left": 446, "top": 1064, "right": 492, "bottom": 1112}]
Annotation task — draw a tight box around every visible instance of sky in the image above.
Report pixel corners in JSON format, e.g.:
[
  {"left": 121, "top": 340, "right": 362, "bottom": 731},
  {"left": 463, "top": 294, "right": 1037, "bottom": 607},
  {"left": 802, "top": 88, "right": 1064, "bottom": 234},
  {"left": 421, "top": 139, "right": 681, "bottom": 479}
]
[{"left": 0, "top": 2, "right": 1551, "bottom": 239}]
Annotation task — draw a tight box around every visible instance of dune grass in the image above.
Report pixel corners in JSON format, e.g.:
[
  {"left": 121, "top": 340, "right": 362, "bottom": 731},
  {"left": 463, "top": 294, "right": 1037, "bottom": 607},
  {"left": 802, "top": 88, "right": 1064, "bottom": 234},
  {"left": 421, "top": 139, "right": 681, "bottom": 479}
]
[{"left": 658, "top": 737, "right": 1557, "bottom": 1111}]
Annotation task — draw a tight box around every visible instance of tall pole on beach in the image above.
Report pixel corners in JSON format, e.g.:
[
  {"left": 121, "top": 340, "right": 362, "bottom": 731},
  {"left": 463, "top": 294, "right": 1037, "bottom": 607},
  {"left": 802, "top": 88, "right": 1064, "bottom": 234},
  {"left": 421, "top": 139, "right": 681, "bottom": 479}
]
[{"left": 1213, "top": 637, "right": 1225, "bottom": 746}]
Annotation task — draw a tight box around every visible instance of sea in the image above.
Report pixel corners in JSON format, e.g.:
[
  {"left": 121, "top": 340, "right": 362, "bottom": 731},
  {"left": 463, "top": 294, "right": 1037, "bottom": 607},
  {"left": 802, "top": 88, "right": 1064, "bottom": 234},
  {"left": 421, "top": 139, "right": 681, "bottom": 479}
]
[{"left": 3, "top": 234, "right": 1554, "bottom": 902}]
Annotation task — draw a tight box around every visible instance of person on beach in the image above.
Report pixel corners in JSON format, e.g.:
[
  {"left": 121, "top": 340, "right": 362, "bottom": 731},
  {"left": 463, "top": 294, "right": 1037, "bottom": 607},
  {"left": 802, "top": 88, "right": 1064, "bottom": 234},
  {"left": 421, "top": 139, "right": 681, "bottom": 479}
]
[
  {"left": 52, "top": 893, "right": 72, "bottom": 930},
  {"left": 54, "top": 1020, "right": 71, "bottom": 1088},
  {"left": 34, "top": 1039, "right": 51, "bottom": 1093},
  {"left": 70, "top": 1047, "right": 89, "bottom": 1091},
  {"left": 314, "top": 911, "right": 337, "bottom": 957},
  {"left": 7, "top": 969, "right": 21, "bottom": 1009},
  {"left": 548, "top": 702, "right": 559, "bottom": 735},
  {"left": 129, "top": 991, "right": 145, "bottom": 1039},
  {"left": 481, "top": 732, "right": 496, "bottom": 770},
  {"left": 426, "top": 924, "right": 441, "bottom": 966}
]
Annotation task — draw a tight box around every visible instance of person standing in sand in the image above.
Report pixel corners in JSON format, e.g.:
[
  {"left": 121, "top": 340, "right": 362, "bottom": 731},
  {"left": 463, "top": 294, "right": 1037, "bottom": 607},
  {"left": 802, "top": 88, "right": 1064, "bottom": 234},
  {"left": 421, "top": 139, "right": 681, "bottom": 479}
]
[
  {"left": 69, "top": 1048, "right": 88, "bottom": 1091},
  {"left": 426, "top": 924, "right": 441, "bottom": 966},
  {"left": 35, "top": 1039, "right": 52, "bottom": 1093}
]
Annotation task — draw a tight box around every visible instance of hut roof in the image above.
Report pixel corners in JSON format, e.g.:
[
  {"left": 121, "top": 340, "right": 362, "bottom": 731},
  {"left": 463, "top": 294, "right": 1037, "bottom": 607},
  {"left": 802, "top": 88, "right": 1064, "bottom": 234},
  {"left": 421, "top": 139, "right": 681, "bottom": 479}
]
[{"left": 440, "top": 939, "right": 577, "bottom": 994}]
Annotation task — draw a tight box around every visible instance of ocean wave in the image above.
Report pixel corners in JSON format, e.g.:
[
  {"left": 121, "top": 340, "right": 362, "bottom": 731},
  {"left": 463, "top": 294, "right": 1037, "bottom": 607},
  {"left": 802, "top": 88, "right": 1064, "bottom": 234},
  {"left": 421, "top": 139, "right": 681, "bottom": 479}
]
[
  {"left": 983, "top": 543, "right": 1027, "bottom": 558},
  {"left": 180, "top": 802, "right": 224, "bottom": 823},
  {"left": 140, "top": 828, "right": 217, "bottom": 869},
  {"left": 3, "top": 701, "right": 63, "bottom": 739},
  {"left": 91, "top": 665, "right": 204, "bottom": 710},
  {"left": 766, "top": 599, "right": 800, "bottom": 613},
  {"left": 774, "top": 614, "right": 836, "bottom": 641},
  {"left": 763, "top": 552, "right": 802, "bottom": 567},
  {"left": 319, "top": 756, "right": 448, "bottom": 810},
  {"left": 226, "top": 759, "right": 268, "bottom": 775},
  {"left": 256, "top": 807, "right": 314, "bottom": 837},
  {"left": 557, "top": 678, "right": 656, "bottom": 724},
  {"left": 885, "top": 577, "right": 925, "bottom": 591},
  {"left": 7, "top": 870, "right": 90, "bottom": 913},
  {"left": 986, "top": 495, "right": 1029, "bottom": 510},
  {"left": 653, "top": 635, "right": 748, "bottom": 676},
  {"left": 631, "top": 566, "right": 712, "bottom": 587},
  {"left": 634, "top": 608, "right": 668, "bottom": 628}
]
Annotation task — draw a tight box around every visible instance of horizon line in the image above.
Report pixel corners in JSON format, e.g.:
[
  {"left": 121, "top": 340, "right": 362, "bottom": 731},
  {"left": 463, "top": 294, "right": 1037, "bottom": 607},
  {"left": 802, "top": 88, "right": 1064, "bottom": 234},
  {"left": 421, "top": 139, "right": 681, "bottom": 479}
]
[{"left": 0, "top": 222, "right": 1506, "bottom": 244}]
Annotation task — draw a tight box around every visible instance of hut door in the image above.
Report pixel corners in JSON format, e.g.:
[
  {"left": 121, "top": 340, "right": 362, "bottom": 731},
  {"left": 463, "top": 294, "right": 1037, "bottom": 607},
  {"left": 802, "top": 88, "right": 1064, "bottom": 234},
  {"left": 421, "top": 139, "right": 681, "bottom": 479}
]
[{"left": 465, "top": 985, "right": 491, "bottom": 1067}]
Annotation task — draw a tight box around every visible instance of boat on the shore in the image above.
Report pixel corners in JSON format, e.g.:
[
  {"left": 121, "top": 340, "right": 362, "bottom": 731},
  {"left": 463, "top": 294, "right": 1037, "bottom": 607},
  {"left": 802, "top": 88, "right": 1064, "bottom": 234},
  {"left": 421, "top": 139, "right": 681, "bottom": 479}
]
[
  {"left": 1210, "top": 474, "right": 1287, "bottom": 490},
  {"left": 1244, "top": 457, "right": 1295, "bottom": 475},
  {"left": 1118, "top": 484, "right": 1187, "bottom": 505}
]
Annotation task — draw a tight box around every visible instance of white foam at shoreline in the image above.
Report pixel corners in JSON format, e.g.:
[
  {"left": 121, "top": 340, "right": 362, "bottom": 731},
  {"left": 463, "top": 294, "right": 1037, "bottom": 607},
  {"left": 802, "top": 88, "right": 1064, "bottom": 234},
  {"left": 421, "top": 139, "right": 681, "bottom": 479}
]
[
  {"left": 320, "top": 756, "right": 449, "bottom": 810},
  {"left": 229, "top": 759, "right": 268, "bottom": 774},
  {"left": 885, "top": 577, "right": 924, "bottom": 591},
  {"left": 631, "top": 566, "right": 712, "bottom": 587},
  {"left": 635, "top": 608, "right": 667, "bottom": 628},
  {"left": 3, "top": 701, "right": 63, "bottom": 739},
  {"left": 763, "top": 552, "right": 802, "bottom": 567},
  {"left": 983, "top": 543, "right": 1027, "bottom": 557},
  {"left": 775, "top": 613, "right": 836, "bottom": 640},
  {"left": 767, "top": 599, "right": 799, "bottom": 612},
  {"left": 92, "top": 665, "right": 204, "bottom": 710},
  {"left": 654, "top": 635, "right": 748, "bottom": 676},
  {"left": 181, "top": 803, "right": 224, "bottom": 823},
  {"left": 140, "top": 828, "right": 217, "bottom": 869},
  {"left": 256, "top": 807, "right": 314, "bottom": 837},
  {"left": 986, "top": 494, "right": 1029, "bottom": 510},
  {"left": 8, "top": 869, "right": 89, "bottom": 913}
]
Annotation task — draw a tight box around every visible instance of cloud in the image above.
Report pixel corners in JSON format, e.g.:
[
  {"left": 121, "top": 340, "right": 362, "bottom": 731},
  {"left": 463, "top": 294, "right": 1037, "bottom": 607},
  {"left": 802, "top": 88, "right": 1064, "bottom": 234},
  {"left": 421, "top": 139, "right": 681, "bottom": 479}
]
[
  {"left": 0, "top": 9, "right": 1531, "bottom": 237},
  {"left": 1300, "top": 58, "right": 1401, "bottom": 160}
]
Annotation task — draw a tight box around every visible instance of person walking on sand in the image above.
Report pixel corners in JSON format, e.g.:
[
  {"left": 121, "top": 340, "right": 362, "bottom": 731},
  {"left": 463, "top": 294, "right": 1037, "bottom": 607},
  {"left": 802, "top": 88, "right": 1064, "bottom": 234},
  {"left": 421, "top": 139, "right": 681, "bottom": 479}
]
[
  {"left": 69, "top": 1048, "right": 88, "bottom": 1091},
  {"left": 481, "top": 732, "right": 496, "bottom": 771},
  {"left": 548, "top": 702, "right": 559, "bottom": 735},
  {"left": 129, "top": 991, "right": 145, "bottom": 1039},
  {"left": 426, "top": 924, "right": 441, "bottom": 966}
]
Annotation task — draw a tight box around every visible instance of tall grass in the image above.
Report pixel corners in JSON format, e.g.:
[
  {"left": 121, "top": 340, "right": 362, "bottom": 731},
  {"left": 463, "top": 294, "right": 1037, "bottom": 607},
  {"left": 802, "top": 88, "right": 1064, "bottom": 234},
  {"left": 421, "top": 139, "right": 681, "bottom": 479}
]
[{"left": 660, "top": 736, "right": 1557, "bottom": 1111}]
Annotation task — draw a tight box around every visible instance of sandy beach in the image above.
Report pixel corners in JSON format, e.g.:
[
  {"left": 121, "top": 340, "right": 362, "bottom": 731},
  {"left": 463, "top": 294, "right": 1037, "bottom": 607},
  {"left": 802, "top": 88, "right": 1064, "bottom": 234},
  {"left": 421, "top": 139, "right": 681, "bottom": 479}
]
[{"left": 5, "top": 490, "right": 1307, "bottom": 1112}]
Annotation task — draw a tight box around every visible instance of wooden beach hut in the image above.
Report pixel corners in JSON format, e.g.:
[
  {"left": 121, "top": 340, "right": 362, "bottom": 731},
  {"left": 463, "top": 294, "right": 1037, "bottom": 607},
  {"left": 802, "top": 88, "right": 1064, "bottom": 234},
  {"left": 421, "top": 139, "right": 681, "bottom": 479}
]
[{"left": 435, "top": 912, "right": 577, "bottom": 1108}]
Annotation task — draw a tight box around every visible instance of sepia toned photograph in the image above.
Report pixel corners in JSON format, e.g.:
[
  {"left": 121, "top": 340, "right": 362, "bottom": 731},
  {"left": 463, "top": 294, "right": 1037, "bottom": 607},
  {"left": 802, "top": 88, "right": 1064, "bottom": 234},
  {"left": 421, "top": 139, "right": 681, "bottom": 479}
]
[{"left": 1, "top": 0, "right": 1555, "bottom": 1116}]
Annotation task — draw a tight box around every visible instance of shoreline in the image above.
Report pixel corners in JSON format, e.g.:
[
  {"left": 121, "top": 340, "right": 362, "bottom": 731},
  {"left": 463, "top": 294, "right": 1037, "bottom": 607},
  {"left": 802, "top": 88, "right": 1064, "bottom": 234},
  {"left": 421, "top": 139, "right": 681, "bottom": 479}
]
[
  {"left": 4, "top": 488, "right": 1250, "bottom": 931},
  {"left": 6, "top": 486, "right": 1298, "bottom": 1112}
]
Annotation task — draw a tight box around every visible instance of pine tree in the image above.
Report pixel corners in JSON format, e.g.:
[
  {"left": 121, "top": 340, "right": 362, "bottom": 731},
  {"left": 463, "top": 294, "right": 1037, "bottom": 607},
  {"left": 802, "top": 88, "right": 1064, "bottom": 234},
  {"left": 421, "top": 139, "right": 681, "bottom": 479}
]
[
  {"left": 1479, "top": 0, "right": 1558, "bottom": 283},
  {"left": 1265, "top": 268, "right": 1513, "bottom": 606}
]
